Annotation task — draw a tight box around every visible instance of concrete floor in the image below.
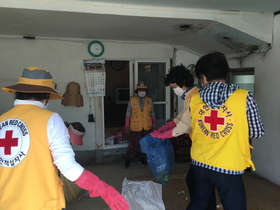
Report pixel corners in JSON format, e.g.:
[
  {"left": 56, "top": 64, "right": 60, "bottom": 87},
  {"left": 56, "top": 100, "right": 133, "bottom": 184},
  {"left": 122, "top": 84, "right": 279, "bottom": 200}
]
[{"left": 64, "top": 161, "right": 280, "bottom": 210}]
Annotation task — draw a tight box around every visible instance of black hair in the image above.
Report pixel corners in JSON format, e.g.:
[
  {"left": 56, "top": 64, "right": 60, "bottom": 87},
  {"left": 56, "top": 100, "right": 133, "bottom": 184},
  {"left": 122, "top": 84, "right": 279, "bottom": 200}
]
[
  {"left": 15, "top": 92, "right": 50, "bottom": 101},
  {"left": 195, "top": 52, "right": 229, "bottom": 81},
  {"left": 164, "top": 64, "right": 194, "bottom": 88}
]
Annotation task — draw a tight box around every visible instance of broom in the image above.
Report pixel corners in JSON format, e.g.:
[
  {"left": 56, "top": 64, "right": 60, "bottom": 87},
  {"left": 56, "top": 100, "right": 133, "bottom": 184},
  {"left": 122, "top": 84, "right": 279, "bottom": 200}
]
[{"left": 59, "top": 172, "right": 85, "bottom": 202}]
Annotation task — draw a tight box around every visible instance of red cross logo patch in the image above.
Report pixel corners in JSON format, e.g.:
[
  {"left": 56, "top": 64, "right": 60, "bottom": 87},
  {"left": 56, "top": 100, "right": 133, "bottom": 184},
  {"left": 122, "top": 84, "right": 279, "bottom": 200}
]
[
  {"left": 196, "top": 104, "right": 234, "bottom": 140},
  {"left": 0, "top": 130, "right": 19, "bottom": 155},
  {"left": 0, "top": 119, "right": 30, "bottom": 168},
  {"left": 204, "top": 110, "right": 225, "bottom": 131}
]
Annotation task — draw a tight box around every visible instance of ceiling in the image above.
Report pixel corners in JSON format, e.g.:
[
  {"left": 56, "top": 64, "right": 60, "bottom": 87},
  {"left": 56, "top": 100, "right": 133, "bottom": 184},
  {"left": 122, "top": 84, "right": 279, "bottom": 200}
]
[
  {"left": 80, "top": 0, "right": 280, "bottom": 13},
  {"left": 0, "top": 0, "right": 280, "bottom": 57}
]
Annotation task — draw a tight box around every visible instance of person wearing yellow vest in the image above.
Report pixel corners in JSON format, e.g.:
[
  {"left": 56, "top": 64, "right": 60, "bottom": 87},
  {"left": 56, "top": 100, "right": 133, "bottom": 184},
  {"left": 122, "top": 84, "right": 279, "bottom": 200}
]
[
  {"left": 186, "top": 52, "right": 265, "bottom": 210},
  {"left": 0, "top": 67, "right": 129, "bottom": 210},
  {"left": 124, "top": 82, "right": 157, "bottom": 169},
  {"left": 150, "top": 65, "right": 216, "bottom": 210}
]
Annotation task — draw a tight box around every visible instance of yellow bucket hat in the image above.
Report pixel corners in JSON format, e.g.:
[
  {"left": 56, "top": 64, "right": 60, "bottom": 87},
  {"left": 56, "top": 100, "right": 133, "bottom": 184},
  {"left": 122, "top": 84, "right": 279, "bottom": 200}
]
[
  {"left": 2, "top": 67, "right": 62, "bottom": 100},
  {"left": 135, "top": 82, "right": 148, "bottom": 92}
]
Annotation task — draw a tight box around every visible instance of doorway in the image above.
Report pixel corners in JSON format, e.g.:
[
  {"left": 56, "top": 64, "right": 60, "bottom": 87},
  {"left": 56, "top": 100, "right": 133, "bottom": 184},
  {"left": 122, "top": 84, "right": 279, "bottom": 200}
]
[
  {"left": 133, "top": 60, "right": 171, "bottom": 128},
  {"left": 228, "top": 68, "right": 254, "bottom": 94},
  {"left": 104, "top": 59, "right": 171, "bottom": 147},
  {"left": 228, "top": 67, "right": 255, "bottom": 172},
  {"left": 104, "top": 60, "right": 129, "bottom": 142}
]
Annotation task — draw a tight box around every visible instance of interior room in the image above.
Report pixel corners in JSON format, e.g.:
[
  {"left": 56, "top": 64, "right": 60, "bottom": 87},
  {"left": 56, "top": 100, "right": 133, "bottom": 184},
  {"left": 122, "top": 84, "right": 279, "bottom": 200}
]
[{"left": 104, "top": 60, "right": 129, "bottom": 144}]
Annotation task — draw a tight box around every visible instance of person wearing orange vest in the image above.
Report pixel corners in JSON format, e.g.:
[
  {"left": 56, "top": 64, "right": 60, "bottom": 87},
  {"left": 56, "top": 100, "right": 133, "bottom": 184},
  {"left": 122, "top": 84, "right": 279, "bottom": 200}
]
[
  {"left": 124, "top": 82, "right": 157, "bottom": 169},
  {"left": 0, "top": 67, "right": 129, "bottom": 210},
  {"left": 186, "top": 52, "right": 265, "bottom": 210},
  {"left": 150, "top": 65, "right": 216, "bottom": 210}
]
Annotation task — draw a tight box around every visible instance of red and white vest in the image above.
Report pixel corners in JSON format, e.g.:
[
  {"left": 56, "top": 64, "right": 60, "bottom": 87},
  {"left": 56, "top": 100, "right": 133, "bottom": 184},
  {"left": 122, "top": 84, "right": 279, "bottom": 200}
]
[{"left": 0, "top": 105, "right": 65, "bottom": 210}]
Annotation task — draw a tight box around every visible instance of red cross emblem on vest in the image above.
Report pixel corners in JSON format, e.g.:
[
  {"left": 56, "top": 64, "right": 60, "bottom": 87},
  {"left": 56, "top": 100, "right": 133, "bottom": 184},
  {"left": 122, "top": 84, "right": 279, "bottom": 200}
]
[
  {"left": 204, "top": 110, "right": 225, "bottom": 131},
  {"left": 0, "top": 130, "right": 19, "bottom": 155}
]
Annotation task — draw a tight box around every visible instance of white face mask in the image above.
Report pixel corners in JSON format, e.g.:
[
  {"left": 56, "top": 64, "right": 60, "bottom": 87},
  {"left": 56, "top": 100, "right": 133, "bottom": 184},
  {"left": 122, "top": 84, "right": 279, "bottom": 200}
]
[
  {"left": 138, "top": 91, "right": 146, "bottom": 97},
  {"left": 173, "top": 87, "right": 184, "bottom": 97}
]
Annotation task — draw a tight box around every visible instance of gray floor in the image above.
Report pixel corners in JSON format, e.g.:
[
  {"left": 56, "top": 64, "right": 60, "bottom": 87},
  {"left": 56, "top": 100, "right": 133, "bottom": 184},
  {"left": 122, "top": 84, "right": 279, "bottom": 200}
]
[
  {"left": 65, "top": 161, "right": 280, "bottom": 210},
  {"left": 65, "top": 160, "right": 188, "bottom": 210}
]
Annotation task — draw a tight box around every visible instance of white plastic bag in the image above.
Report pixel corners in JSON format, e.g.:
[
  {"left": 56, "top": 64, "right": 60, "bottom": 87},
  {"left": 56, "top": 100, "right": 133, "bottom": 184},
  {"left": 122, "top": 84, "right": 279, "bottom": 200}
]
[{"left": 121, "top": 178, "right": 165, "bottom": 210}]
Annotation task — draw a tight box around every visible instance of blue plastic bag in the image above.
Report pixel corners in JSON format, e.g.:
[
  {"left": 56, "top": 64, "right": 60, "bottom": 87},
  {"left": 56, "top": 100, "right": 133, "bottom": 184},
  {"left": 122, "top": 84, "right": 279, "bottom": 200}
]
[{"left": 140, "top": 134, "right": 175, "bottom": 186}]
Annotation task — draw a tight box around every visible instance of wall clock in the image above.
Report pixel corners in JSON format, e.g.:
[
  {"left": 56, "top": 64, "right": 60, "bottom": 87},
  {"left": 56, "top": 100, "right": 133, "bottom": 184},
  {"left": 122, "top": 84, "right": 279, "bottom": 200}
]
[
  {"left": 111, "top": 61, "right": 125, "bottom": 71},
  {"left": 88, "top": 40, "right": 104, "bottom": 57}
]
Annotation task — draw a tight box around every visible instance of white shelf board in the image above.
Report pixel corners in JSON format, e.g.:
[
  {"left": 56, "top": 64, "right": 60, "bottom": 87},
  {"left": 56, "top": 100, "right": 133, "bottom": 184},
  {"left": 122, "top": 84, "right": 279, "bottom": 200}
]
[{"left": 105, "top": 143, "right": 129, "bottom": 149}]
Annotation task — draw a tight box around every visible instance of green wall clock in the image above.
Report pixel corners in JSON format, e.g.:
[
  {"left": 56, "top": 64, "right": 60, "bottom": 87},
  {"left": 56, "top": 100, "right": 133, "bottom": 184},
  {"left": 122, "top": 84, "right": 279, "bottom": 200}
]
[{"left": 87, "top": 40, "right": 104, "bottom": 57}]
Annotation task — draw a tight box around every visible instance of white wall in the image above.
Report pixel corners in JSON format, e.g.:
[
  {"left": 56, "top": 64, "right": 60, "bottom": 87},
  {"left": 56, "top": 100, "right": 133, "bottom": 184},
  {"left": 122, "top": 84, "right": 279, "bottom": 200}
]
[
  {"left": 0, "top": 37, "right": 173, "bottom": 151},
  {"left": 227, "top": 15, "right": 280, "bottom": 186}
]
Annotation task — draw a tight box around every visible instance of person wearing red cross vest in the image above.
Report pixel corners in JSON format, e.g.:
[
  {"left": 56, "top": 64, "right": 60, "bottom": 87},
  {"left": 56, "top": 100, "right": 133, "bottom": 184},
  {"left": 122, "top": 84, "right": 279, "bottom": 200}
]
[
  {"left": 0, "top": 67, "right": 129, "bottom": 210},
  {"left": 150, "top": 64, "right": 217, "bottom": 210},
  {"left": 186, "top": 52, "right": 265, "bottom": 210},
  {"left": 124, "top": 82, "right": 157, "bottom": 169}
]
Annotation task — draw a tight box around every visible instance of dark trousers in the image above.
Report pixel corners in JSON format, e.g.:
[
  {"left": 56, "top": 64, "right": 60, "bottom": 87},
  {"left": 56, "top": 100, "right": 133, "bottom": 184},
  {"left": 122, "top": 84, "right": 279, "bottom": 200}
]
[
  {"left": 187, "top": 165, "right": 246, "bottom": 210},
  {"left": 125, "top": 129, "right": 151, "bottom": 160},
  {"left": 186, "top": 164, "right": 217, "bottom": 210}
]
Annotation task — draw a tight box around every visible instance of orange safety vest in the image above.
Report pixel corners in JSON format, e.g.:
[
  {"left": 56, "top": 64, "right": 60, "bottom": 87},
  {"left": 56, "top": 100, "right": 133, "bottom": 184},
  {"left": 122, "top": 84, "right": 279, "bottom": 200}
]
[
  {"left": 0, "top": 105, "right": 65, "bottom": 210},
  {"left": 130, "top": 96, "right": 153, "bottom": 131},
  {"left": 190, "top": 89, "right": 255, "bottom": 171}
]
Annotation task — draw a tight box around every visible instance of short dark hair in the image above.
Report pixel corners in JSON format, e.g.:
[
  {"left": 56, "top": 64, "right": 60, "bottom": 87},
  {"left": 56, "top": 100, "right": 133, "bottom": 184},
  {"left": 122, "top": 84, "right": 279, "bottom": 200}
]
[
  {"left": 15, "top": 92, "right": 50, "bottom": 101},
  {"left": 165, "top": 64, "right": 194, "bottom": 87},
  {"left": 195, "top": 52, "right": 229, "bottom": 81}
]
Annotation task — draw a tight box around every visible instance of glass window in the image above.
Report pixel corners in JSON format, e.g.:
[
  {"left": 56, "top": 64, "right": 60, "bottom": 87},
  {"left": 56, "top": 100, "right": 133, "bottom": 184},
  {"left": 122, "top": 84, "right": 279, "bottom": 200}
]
[
  {"left": 229, "top": 68, "right": 254, "bottom": 95},
  {"left": 138, "top": 62, "right": 166, "bottom": 102}
]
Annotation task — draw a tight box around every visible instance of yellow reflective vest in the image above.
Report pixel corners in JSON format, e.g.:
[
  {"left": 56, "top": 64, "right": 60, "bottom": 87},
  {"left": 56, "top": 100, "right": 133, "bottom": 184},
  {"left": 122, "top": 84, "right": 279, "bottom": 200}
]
[
  {"left": 130, "top": 96, "right": 153, "bottom": 131},
  {"left": 190, "top": 89, "right": 255, "bottom": 171},
  {"left": 0, "top": 105, "right": 65, "bottom": 210}
]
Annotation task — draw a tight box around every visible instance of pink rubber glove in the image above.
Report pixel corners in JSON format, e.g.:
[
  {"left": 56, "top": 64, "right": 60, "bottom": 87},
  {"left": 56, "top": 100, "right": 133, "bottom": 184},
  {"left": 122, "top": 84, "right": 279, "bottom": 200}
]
[
  {"left": 124, "top": 116, "right": 130, "bottom": 131},
  {"left": 75, "top": 170, "right": 130, "bottom": 210},
  {"left": 150, "top": 130, "right": 160, "bottom": 136},
  {"left": 150, "top": 129, "right": 174, "bottom": 140},
  {"left": 157, "top": 121, "right": 176, "bottom": 132},
  {"left": 151, "top": 116, "right": 157, "bottom": 130}
]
